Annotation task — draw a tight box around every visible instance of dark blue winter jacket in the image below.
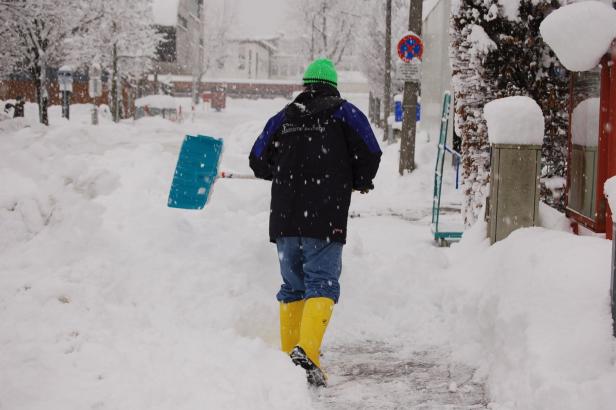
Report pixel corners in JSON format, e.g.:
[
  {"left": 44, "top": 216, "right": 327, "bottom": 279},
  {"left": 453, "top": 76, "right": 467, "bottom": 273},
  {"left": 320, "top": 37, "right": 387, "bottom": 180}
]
[{"left": 249, "top": 84, "right": 381, "bottom": 243}]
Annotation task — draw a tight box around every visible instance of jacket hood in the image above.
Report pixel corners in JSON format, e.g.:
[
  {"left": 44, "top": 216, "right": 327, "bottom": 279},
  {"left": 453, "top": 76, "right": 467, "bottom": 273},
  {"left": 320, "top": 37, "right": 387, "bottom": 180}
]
[{"left": 285, "top": 84, "right": 344, "bottom": 119}]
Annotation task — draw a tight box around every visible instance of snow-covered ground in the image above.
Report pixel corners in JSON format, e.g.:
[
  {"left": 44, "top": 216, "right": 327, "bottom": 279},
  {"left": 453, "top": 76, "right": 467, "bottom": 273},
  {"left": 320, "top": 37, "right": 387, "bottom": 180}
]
[{"left": 1, "top": 97, "right": 615, "bottom": 410}]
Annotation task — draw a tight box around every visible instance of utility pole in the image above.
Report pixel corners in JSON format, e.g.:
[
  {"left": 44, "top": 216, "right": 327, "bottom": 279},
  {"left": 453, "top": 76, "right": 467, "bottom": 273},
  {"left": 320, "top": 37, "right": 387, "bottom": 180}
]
[
  {"left": 383, "top": 0, "right": 392, "bottom": 143},
  {"left": 112, "top": 42, "right": 120, "bottom": 123},
  {"left": 398, "top": 0, "right": 423, "bottom": 175},
  {"left": 191, "top": 0, "right": 206, "bottom": 108}
]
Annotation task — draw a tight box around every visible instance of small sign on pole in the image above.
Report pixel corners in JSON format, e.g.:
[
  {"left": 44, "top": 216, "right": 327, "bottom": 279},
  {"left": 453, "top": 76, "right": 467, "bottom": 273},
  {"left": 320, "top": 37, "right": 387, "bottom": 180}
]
[
  {"left": 397, "top": 32, "right": 424, "bottom": 63},
  {"left": 58, "top": 66, "right": 73, "bottom": 120},
  {"left": 398, "top": 59, "right": 422, "bottom": 82},
  {"left": 397, "top": 32, "right": 424, "bottom": 83},
  {"left": 397, "top": 28, "right": 424, "bottom": 175}
]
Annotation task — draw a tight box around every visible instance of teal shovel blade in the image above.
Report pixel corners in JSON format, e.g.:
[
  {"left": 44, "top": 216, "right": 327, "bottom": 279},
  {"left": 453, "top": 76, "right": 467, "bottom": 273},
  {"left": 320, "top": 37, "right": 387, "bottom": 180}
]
[{"left": 168, "top": 135, "right": 223, "bottom": 210}]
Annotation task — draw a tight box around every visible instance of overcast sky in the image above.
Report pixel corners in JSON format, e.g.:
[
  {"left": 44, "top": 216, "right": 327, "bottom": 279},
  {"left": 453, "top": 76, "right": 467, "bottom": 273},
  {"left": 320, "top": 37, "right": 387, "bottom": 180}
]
[{"left": 233, "top": 0, "right": 287, "bottom": 37}]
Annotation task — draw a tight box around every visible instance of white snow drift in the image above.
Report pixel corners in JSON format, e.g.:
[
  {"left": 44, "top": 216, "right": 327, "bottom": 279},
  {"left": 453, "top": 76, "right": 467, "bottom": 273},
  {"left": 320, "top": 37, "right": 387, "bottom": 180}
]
[
  {"left": 540, "top": 0, "right": 616, "bottom": 72},
  {"left": 484, "top": 96, "right": 545, "bottom": 145},
  {"left": 1, "top": 98, "right": 615, "bottom": 409}
]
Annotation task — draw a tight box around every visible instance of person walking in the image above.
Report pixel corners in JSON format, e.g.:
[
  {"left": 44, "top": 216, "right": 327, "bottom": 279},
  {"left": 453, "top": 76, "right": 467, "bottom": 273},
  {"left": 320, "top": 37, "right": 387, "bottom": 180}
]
[{"left": 249, "top": 58, "right": 381, "bottom": 386}]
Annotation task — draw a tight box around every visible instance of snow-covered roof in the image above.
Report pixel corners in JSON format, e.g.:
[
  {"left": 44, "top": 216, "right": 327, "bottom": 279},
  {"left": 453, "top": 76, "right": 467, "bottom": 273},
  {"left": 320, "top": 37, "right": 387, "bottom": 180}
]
[
  {"left": 135, "top": 95, "right": 177, "bottom": 109},
  {"left": 152, "top": 0, "right": 179, "bottom": 26},
  {"left": 484, "top": 96, "right": 545, "bottom": 146},
  {"left": 230, "top": 37, "right": 279, "bottom": 53},
  {"left": 146, "top": 74, "right": 301, "bottom": 85},
  {"left": 540, "top": 1, "right": 616, "bottom": 72}
]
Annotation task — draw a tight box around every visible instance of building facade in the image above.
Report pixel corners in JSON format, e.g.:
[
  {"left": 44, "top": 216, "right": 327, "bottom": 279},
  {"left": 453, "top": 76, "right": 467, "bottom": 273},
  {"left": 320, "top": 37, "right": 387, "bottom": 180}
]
[
  {"left": 153, "top": 0, "right": 204, "bottom": 76},
  {"left": 208, "top": 38, "right": 277, "bottom": 81},
  {"left": 420, "top": 0, "right": 453, "bottom": 138}
]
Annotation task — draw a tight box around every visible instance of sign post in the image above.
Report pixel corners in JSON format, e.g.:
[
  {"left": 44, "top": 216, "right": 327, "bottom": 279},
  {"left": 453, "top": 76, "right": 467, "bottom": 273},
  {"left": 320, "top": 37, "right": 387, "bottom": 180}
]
[
  {"left": 397, "top": 9, "right": 424, "bottom": 175},
  {"left": 58, "top": 66, "right": 74, "bottom": 120},
  {"left": 89, "top": 64, "right": 102, "bottom": 125}
]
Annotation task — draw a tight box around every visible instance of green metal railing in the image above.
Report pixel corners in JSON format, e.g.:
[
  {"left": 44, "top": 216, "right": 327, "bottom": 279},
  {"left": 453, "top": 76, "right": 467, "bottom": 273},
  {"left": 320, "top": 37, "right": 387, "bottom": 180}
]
[{"left": 431, "top": 91, "right": 463, "bottom": 245}]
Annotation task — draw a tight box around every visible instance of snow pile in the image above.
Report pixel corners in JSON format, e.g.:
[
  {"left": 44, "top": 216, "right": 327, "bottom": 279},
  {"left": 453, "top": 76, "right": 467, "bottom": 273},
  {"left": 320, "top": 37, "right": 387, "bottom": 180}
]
[
  {"left": 484, "top": 96, "right": 545, "bottom": 145},
  {"left": 571, "top": 97, "right": 600, "bottom": 146},
  {"left": 152, "top": 0, "right": 179, "bottom": 26},
  {"left": 135, "top": 95, "right": 177, "bottom": 109},
  {"left": 446, "top": 228, "right": 616, "bottom": 409},
  {"left": 4, "top": 94, "right": 616, "bottom": 409},
  {"left": 0, "top": 100, "right": 314, "bottom": 410},
  {"left": 540, "top": 1, "right": 616, "bottom": 72},
  {"left": 537, "top": 201, "right": 571, "bottom": 232}
]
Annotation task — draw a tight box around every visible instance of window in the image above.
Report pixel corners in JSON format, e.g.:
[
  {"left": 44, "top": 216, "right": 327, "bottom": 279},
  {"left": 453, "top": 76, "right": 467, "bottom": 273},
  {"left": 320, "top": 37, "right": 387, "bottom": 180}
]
[
  {"left": 238, "top": 48, "right": 246, "bottom": 70},
  {"left": 248, "top": 50, "right": 253, "bottom": 78},
  {"left": 568, "top": 67, "right": 601, "bottom": 220}
]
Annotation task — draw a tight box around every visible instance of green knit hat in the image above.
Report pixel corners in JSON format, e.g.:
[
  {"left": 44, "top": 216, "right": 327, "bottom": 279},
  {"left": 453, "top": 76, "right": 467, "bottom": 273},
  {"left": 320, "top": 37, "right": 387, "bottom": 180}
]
[{"left": 303, "top": 58, "right": 338, "bottom": 87}]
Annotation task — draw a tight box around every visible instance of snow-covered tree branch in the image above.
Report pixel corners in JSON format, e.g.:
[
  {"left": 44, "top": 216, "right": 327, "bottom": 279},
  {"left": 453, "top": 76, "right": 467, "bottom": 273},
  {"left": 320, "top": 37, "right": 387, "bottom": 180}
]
[
  {"left": 286, "top": 0, "right": 370, "bottom": 64},
  {"left": 0, "top": 0, "right": 102, "bottom": 125}
]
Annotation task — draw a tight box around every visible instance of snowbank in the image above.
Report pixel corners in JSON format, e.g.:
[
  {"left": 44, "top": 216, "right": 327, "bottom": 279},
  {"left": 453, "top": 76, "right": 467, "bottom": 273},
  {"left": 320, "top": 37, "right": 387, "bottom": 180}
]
[
  {"left": 0, "top": 100, "right": 315, "bottom": 410},
  {"left": 571, "top": 97, "right": 600, "bottom": 147},
  {"left": 540, "top": 1, "right": 616, "bottom": 72},
  {"left": 135, "top": 95, "right": 177, "bottom": 109},
  {"left": 484, "top": 96, "right": 544, "bottom": 145},
  {"left": 447, "top": 228, "right": 616, "bottom": 409}
]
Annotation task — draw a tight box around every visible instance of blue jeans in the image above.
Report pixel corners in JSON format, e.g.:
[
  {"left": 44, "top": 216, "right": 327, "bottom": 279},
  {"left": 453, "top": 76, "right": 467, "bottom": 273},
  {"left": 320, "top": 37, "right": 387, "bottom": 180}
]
[{"left": 275, "top": 237, "right": 343, "bottom": 304}]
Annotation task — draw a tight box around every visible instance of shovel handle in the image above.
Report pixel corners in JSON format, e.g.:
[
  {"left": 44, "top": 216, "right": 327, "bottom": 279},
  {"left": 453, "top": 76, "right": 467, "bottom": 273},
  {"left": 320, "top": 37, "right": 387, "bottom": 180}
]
[{"left": 218, "top": 171, "right": 257, "bottom": 179}]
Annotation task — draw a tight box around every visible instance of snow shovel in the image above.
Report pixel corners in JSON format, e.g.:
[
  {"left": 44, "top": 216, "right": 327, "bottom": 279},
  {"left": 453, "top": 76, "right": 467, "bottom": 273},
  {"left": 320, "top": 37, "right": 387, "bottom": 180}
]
[{"left": 167, "top": 134, "right": 255, "bottom": 210}]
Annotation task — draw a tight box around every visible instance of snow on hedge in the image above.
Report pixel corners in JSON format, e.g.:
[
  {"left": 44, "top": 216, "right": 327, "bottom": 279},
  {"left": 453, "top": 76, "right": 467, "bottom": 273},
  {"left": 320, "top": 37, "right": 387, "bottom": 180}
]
[
  {"left": 484, "top": 96, "right": 544, "bottom": 145},
  {"left": 468, "top": 24, "right": 497, "bottom": 56},
  {"left": 572, "top": 97, "right": 600, "bottom": 147},
  {"left": 540, "top": 1, "right": 616, "bottom": 72}
]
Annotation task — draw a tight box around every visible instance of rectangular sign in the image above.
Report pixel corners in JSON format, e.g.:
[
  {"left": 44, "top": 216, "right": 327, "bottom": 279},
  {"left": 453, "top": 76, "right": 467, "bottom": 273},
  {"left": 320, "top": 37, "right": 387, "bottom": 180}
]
[
  {"left": 398, "top": 60, "right": 422, "bottom": 82},
  {"left": 89, "top": 79, "right": 102, "bottom": 98}
]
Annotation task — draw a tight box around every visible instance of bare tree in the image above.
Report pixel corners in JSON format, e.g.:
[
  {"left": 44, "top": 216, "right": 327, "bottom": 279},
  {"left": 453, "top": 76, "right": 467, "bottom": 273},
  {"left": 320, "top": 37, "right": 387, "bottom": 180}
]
[
  {"left": 357, "top": 1, "right": 408, "bottom": 114},
  {"left": 203, "top": 0, "right": 237, "bottom": 76},
  {"left": 70, "top": 0, "right": 160, "bottom": 122}
]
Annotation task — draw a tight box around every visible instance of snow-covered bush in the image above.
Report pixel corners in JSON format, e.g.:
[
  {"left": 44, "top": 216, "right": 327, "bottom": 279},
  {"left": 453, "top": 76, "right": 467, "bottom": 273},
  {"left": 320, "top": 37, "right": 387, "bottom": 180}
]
[{"left": 451, "top": 0, "right": 571, "bottom": 219}]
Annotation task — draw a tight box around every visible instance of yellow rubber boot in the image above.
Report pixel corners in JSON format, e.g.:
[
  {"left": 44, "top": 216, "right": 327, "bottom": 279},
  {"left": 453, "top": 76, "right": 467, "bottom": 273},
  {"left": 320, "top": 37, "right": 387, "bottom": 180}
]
[
  {"left": 280, "top": 300, "right": 305, "bottom": 353},
  {"left": 296, "top": 297, "right": 334, "bottom": 368}
]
